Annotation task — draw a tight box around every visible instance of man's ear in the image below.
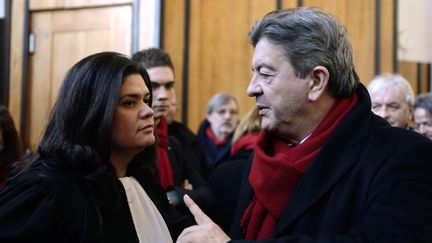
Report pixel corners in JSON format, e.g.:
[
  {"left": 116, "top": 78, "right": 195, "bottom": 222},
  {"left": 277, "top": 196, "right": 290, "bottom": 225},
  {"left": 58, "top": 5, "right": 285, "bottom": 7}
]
[{"left": 308, "top": 66, "right": 330, "bottom": 101}]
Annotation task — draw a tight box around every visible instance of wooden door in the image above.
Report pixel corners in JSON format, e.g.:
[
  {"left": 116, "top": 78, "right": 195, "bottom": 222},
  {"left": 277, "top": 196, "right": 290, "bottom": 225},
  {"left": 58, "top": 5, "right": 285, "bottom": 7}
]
[{"left": 27, "top": 4, "right": 132, "bottom": 149}]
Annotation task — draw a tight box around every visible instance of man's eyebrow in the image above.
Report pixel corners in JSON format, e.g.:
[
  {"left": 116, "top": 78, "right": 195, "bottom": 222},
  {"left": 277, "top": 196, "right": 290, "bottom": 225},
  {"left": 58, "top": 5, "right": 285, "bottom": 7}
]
[
  {"left": 151, "top": 81, "right": 175, "bottom": 85},
  {"left": 387, "top": 102, "right": 401, "bottom": 106}
]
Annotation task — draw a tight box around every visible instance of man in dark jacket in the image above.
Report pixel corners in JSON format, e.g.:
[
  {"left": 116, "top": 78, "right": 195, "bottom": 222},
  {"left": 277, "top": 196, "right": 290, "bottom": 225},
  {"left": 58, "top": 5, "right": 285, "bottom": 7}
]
[
  {"left": 197, "top": 93, "right": 239, "bottom": 174},
  {"left": 132, "top": 48, "right": 213, "bottom": 213},
  {"left": 176, "top": 7, "right": 432, "bottom": 243}
]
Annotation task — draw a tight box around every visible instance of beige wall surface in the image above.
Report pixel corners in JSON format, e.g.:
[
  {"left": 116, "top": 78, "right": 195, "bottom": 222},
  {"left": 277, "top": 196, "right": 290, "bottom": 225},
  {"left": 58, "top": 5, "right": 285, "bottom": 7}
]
[
  {"left": 8, "top": 0, "right": 406, "bottom": 146},
  {"left": 398, "top": 0, "right": 432, "bottom": 63},
  {"left": 163, "top": 0, "right": 396, "bottom": 132}
]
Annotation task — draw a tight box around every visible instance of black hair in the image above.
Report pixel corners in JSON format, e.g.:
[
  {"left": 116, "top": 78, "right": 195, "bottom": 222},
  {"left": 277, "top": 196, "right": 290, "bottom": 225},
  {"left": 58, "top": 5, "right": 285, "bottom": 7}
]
[{"left": 13, "top": 52, "right": 157, "bottom": 210}]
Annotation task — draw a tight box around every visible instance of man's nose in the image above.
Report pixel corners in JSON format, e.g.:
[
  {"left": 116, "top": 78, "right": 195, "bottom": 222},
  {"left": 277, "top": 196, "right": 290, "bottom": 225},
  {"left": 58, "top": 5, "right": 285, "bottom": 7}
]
[
  {"left": 157, "top": 87, "right": 169, "bottom": 100},
  {"left": 377, "top": 107, "right": 390, "bottom": 119},
  {"left": 224, "top": 111, "right": 233, "bottom": 119},
  {"left": 418, "top": 124, "right": 427, "bottom": 134},
  {"left": 247, "top": 75, "right": 261, "bottom": 97}
]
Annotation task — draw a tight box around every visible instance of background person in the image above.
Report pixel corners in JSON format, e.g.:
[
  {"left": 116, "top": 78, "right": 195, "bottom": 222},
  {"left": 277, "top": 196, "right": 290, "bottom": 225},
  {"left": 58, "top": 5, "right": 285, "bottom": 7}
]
[
  {"left": 413, "top": 92, "right": 432, "bottom": 139},
  {"left": 176, "top": 7, "right": 432, "bottom": 243},
  {"left": 132, "top": 48, "right": 213, "bottom": 213},
  {"left": 229, "top": 106, "right": 261, "bottom": 161},
  {"left": 197, "top": 93, "right": 239, "bottom": 172},
  {"left": 367, "top": 73, "right": 415, "bottom": 129},
  {"left": 207, "top": 107, "right": 261, "bottom": 233}
]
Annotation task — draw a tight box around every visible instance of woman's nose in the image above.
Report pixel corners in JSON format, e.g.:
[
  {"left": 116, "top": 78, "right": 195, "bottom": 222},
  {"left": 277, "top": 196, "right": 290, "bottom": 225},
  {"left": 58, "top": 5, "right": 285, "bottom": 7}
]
[{"left": 139, "top": 105, "right": 154, "bottom": 118}]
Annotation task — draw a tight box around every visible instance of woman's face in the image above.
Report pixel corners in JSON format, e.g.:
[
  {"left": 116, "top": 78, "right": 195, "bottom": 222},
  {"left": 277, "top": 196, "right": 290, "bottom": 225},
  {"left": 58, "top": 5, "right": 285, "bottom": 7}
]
[{"left": 110, "top": 74, "right": 155, "bottom": 156}]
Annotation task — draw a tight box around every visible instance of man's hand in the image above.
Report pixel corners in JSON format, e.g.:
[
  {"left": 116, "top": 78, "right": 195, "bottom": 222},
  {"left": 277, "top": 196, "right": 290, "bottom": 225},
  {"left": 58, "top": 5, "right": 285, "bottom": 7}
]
[{"left": 176, "top": 195, "right": 231, "bottom": 243}]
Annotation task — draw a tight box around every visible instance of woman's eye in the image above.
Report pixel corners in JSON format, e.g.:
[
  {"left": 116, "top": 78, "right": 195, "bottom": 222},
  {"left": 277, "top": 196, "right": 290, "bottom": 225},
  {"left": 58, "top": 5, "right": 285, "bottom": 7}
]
[{"left": 124, "top": 100, "right": 136, "bottom": 107}]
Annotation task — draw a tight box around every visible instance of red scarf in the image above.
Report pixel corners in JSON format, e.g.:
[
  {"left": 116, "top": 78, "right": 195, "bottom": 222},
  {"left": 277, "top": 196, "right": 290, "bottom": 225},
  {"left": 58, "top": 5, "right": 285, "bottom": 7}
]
[
  {"left": 230, "top": 132, "right": 259, "bottom": 155},
  {"left": 155, "top": 118, "right": 175, "bottom": 190},
  {"left": 240, "top": 94, "right": 358, "bottom": 240},
  {"left": 206, "top": 126, "right": 227, "bottom": 147}
]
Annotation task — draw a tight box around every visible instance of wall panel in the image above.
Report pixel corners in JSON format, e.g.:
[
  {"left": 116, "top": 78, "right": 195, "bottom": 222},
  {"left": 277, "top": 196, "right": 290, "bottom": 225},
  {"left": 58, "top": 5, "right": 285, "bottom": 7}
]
[
  {"left": 379, "top": 0, "right": 395, "bottom": 74},
  {"left": 186, "top": 0, "right": 275, "bottom": 132},
  {"left": 162, "top": 0, "right": 185, "bottom": 122},
  {"left": 399, "top": 61, "right": 431, "bottom": 94},
  {"left": 162, "top": 0, "right": 397, "bottom": 131}
]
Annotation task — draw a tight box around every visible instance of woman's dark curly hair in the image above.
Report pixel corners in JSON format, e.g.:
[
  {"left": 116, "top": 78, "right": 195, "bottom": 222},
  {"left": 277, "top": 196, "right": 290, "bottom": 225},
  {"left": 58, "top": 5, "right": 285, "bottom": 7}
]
[{"left": 0, "top": 106, "right": 23, "bottom": 183}]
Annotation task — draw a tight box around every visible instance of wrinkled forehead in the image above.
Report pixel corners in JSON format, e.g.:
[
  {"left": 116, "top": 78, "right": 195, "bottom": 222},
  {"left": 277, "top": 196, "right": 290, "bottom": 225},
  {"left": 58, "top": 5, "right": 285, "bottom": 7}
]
[{"left": 370, "top": 85, "right": 407, "bottom": 103}]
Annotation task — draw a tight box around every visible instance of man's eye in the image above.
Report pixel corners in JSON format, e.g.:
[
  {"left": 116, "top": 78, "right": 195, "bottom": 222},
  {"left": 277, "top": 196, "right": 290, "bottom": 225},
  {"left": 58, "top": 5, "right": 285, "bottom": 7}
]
[
  {"left": 388, "top": 105, "right": 400, "bottom": 111},
  {"left": 166, "top": 83, "right": 175, "bottom": 89},
  {"left": 259, "top": 72, "right": 271, "bottom": 77},
  {"left": 372, "top": 104, "right": 381, "bottom": 110}
]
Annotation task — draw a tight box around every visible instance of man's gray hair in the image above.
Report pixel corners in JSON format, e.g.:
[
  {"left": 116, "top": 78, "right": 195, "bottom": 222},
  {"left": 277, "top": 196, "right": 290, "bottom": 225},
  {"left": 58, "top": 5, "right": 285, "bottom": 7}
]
[
  {"left": 248, "top": 7, "right": 359, "bottom": 98},
  {"left": 207, "top": 93, "right": 239, "bottom": 114},
  {"left": 414, "top": 93, "right": 432, "bottom": 113},
  {"left": 367, "top": 73, "right": 415, "bottom": 107}
]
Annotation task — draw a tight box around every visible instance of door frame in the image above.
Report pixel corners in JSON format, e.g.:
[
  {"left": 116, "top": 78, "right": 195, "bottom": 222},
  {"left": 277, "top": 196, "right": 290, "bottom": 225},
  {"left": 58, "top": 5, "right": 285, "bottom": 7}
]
[{"left": 14, "top": 0, "right": 140, "bottom": 148}]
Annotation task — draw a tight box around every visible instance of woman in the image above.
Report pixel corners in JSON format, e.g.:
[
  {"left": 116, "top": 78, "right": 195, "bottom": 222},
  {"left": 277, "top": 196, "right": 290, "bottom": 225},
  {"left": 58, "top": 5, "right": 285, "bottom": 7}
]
[
  {"left": 0, "top": 106, "right": 23, "bottom": 186},
  {"left": 229, "top": 106, "right": 261, "bottom": 160},
  {"left": 0, "top": 52, "right": 183, "bottom": 242}
]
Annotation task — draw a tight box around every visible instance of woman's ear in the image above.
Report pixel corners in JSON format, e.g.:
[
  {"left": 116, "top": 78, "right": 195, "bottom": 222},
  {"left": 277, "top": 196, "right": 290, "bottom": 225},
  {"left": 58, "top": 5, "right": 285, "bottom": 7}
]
[{"left": 308, "top": 66, "right": 330, "bottom": 101}]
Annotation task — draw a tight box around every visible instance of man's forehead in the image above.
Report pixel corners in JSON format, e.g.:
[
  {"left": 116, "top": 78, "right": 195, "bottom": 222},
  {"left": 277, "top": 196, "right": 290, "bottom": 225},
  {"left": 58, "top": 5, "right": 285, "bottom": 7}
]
[
  {"left": 151, "top": 80, "right": 175, "bottom": 85},
  {"left": 371, "top": 87, "right": 406, "bottom": 102},
  {"left": 214, "top": 101, "right": 238, "bottom": 111}
]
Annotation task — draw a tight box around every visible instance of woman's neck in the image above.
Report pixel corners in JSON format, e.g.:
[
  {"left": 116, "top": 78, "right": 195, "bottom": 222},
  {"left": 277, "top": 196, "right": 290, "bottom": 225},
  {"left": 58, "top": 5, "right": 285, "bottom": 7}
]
[{"left": 110, "top": 152, "right": 134, "bottom": 177}]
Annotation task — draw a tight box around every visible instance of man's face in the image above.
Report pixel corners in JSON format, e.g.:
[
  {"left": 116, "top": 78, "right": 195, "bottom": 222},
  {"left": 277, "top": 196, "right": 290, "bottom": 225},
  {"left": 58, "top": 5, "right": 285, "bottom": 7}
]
[
  {"left": 207, "top": 99, "right": 239, "bottom": 140},
  {"left": 247, "top": 38, "right": 310, "bottom": 139},
  {"left": 370, "top": 86, "right": 412, "bottom": 128},
  {"left": 146, "top": 66, "right": 175, "bottom": 120},
  {"left": 414, "top": 107, "right": 432, "bottom": 140}
]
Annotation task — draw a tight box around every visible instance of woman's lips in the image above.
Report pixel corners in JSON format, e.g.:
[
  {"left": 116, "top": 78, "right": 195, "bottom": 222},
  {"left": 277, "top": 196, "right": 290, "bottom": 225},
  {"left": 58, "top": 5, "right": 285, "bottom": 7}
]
[{"left": 138, "top": 124, "right": 154, "bottom": 133}]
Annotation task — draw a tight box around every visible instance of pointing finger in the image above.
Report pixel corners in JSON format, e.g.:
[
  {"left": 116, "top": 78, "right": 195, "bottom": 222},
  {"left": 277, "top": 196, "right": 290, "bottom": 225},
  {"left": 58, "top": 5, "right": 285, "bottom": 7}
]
[{"left": 183, "top": 194, "right": 212, "bottom": 225}]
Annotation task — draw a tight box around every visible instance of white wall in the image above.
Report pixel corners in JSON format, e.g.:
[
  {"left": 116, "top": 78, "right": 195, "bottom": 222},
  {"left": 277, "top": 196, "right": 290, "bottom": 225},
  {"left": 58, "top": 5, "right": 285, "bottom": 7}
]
[
  {"left": 398, "top": 0, "right": 432, "bottom": 63},
  {"left": 0, "top": 0, "right": 5, "bottom": 19},
  {"left": 139, "top": 0, "right": 161, "bottom": 49}
]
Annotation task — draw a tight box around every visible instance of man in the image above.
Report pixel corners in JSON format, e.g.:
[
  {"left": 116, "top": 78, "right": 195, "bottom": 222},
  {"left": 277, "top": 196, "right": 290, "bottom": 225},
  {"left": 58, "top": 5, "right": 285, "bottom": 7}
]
[
  {"left": 176, "top": 7, "right": 432, "bottom": 243},
  {"left": 367, "top": 73, "right": 415, "bottom": 129},
  {"left": 132, "top": 48, "right": 213, "bottom": 213},
  {"left": 197, "top": 93, "right": 239, "bottom": 170},
  {"left": 414, "top": 93, "right": 432, "bottom": 139}
]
